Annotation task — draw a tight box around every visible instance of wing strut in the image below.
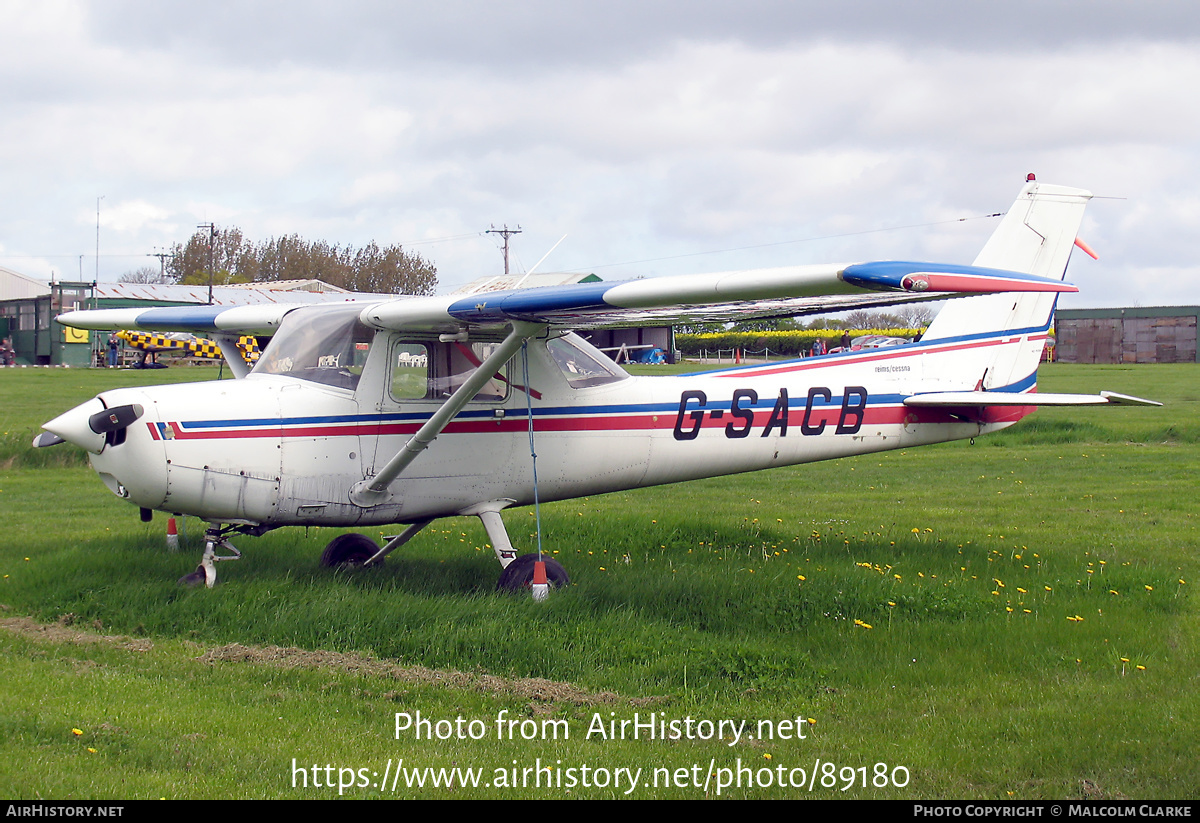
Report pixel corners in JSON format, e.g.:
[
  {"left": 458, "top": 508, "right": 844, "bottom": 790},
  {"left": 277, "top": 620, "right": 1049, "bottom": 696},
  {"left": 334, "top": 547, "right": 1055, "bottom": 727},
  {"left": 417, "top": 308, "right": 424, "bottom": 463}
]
[
  {"left": 211, "top": 333, "right": 252, "bottom": 379},
  {"left": 349, "top": 321, "right": 547, "bottom": 508}
]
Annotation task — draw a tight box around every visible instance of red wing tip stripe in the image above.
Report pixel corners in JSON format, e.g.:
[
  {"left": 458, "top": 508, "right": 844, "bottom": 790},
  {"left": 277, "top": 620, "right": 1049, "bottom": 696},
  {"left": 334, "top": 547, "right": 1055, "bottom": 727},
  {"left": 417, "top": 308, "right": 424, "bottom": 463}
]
[{"left": 903, "top": 273, "right": 1075, "bottom": 294}]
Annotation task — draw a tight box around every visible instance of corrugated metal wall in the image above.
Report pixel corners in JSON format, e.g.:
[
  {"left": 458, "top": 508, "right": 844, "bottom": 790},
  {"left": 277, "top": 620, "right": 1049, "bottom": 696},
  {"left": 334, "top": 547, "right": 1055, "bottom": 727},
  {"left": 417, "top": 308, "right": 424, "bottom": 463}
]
[{"left": 1057, "top": 313, "right": 1197, "bottom": 363}]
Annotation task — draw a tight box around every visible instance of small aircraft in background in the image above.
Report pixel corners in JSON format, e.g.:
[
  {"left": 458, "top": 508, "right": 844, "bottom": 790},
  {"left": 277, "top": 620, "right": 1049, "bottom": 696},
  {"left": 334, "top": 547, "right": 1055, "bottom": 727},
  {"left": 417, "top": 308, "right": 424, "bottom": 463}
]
[
  {"left": 37, "top": 178, "right": 1157, "bottom": 592},
  {"left": 114, "top": 329, "right": 261, "bottom": 369}
]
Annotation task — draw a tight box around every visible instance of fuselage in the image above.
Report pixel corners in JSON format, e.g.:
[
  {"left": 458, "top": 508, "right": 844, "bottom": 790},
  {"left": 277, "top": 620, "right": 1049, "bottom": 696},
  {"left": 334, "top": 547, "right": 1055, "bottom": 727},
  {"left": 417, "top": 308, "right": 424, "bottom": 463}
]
[{"left": 74, "top": 324, "right": 1042, "bottom": 529}]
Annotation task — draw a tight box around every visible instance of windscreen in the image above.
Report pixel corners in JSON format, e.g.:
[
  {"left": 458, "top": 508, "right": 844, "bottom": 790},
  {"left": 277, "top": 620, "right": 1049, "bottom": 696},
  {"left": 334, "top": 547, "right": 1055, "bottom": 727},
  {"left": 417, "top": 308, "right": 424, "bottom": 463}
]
[{"left": 252, "top": 305, "right": 374, "bottom": 390}]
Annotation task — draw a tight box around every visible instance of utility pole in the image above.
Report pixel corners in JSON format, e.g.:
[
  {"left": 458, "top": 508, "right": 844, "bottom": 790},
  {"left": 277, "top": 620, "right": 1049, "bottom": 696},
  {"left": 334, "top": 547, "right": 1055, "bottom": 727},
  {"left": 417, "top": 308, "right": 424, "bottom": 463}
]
[
  {"left": 149, "top": 250, "right": 171, "bottom": 282},
  {"left": 486, "top": 224, "right": 522, "bottom": 275},
  {"left": 197, "top": 223, "right": 217, "bottom": 304},
  {"left": 95, "top": 196, "right": 104, "bottom": 279}
]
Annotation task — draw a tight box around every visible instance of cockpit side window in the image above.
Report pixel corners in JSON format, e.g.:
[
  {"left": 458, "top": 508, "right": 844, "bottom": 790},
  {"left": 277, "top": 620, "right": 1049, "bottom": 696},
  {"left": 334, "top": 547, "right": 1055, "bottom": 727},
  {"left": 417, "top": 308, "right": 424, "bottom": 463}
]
[{"left": 252, "top": 305, "right": 373, "bottom": 390}]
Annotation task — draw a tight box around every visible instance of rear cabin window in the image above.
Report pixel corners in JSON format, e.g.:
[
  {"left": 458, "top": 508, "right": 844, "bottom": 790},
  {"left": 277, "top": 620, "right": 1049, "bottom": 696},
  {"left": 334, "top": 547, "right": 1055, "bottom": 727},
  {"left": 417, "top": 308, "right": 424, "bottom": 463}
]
[{"left": 389, "top": 340, "right": 509, "bottom": 403}]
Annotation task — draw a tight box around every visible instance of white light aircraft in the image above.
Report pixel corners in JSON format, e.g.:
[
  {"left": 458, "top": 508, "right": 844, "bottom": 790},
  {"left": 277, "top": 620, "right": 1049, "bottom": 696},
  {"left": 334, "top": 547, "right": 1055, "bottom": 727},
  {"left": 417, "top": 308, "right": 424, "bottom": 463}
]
[{"left": 38, "top": 179, "right": 1158, "bottom": 591}]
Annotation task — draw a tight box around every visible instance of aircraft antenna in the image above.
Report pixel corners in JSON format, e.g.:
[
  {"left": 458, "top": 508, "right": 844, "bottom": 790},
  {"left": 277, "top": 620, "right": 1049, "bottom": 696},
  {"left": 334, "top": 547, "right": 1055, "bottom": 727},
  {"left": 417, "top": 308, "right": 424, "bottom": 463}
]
[{"left": 512, "top": 235, "right": 567, "bottom": 289}]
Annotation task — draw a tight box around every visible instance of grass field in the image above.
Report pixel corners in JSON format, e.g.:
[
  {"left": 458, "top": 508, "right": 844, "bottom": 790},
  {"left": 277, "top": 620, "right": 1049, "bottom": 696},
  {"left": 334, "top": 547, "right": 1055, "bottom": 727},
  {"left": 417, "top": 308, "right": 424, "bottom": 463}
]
[{"left": 1, "top": 362, "right": 1196, "bottom": 799}]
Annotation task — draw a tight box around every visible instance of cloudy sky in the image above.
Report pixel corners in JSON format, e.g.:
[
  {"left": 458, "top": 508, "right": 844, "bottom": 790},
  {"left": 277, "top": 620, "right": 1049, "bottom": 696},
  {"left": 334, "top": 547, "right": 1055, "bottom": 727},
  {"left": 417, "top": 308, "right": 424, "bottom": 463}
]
[{"left": 2, "top": 0, "right": 1198, "bottom": 306}]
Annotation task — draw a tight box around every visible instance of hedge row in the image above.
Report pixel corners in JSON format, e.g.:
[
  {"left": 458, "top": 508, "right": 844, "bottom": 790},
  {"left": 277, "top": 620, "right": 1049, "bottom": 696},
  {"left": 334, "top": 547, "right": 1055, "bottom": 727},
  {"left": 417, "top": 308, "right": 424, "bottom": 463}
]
[{"left": 676, "top": 328, "right": 923, "bottom": 356}]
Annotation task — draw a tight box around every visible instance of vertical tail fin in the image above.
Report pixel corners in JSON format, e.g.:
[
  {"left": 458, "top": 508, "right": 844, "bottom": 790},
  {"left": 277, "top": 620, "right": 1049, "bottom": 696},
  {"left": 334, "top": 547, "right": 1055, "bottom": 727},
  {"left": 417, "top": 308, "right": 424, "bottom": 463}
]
[{"left": 920, "top": 180, "right": 1093, "bottom": 390}]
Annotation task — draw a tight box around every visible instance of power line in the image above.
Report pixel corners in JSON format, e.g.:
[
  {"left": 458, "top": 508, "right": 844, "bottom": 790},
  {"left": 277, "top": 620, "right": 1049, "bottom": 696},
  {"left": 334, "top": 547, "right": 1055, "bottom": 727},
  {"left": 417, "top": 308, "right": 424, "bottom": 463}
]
[{"left": 397, "top": 231, "right": 487, "bottom": 247}]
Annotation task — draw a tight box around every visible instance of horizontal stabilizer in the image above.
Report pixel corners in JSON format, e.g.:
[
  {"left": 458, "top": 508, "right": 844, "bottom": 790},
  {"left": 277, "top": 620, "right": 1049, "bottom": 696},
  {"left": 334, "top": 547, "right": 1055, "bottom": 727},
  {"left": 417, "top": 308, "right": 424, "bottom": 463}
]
[{"left": 904, "top": 391, "right": 1161, "bottom": 407}]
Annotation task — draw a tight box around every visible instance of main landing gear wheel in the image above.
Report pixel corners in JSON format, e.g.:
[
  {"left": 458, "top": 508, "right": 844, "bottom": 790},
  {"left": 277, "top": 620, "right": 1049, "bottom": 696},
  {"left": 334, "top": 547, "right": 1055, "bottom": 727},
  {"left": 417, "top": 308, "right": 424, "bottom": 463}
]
[
  {"left": 320, "top": 533, "right": 380, "bottom": 568},
  {"left": 496, "top": 554, "right": 570, "bottom": 592}
]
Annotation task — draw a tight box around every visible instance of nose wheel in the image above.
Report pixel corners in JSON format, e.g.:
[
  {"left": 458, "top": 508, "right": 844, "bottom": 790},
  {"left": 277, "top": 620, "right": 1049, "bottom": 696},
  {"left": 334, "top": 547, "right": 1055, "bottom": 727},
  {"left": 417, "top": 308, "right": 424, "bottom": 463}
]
[{"left": 177, "top": 526, "right": 243, "bottom": 588}]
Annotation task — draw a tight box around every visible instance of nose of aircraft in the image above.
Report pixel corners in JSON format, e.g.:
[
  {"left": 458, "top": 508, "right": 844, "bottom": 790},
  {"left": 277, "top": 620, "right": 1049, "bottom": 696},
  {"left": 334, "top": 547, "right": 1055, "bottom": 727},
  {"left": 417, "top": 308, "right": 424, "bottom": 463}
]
[
  {"left": 38, "top": 390, "right": 168, "bottom": 511},
  {"left": 39, "top": 398, "right": 145, "bottom": 453}
]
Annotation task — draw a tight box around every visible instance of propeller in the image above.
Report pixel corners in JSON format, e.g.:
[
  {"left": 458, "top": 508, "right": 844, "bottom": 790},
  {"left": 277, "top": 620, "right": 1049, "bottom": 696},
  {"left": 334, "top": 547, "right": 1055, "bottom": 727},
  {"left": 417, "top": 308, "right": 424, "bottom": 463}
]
[
  {"left": 88, "top": 404, "right": 144, "bottom": 435},
  {"left": 36, "top": 401, "right": 144, "bottom": 452},
  {"left": 31, "top": 432, "right": 65, "bottom": 448}
]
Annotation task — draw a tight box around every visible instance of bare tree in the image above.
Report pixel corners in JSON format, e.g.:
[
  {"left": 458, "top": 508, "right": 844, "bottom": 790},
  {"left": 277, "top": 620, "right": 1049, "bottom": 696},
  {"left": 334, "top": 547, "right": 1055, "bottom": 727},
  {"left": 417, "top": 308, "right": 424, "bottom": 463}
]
[
  {"left": 894, "top": 303, "right": 938, "bottom": 328},
  {"left": 118, "top": 265, "right": 171, "bottom": 284}
]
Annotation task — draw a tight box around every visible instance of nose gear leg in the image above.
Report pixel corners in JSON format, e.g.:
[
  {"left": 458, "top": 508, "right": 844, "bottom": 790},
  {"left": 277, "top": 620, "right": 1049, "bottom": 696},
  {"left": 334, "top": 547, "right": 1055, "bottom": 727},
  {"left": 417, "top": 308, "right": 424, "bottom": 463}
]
[{"left": 178, "top": 525, "right": 243, "bottom": 588}]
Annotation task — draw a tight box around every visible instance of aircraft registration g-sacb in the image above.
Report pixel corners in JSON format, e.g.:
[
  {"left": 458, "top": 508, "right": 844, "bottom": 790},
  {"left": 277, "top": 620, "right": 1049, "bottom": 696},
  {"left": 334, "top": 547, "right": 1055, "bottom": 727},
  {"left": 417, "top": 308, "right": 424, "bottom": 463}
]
[{"left": 38, "top": 178, "right": 1158, "bottom": 592}]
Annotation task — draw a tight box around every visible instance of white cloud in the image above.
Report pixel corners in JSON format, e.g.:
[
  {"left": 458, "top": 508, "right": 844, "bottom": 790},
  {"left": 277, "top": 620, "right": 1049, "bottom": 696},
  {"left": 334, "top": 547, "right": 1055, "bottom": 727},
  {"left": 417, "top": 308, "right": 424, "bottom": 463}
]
[{"left": 0, "top": 2, "right": 1196, "bottom": 306}]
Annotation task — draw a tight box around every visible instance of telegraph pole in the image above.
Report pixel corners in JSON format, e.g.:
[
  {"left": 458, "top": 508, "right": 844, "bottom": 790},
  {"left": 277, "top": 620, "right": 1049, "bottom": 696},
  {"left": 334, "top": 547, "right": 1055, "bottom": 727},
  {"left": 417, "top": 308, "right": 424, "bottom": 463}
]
[
  {"left": 486, "top": 224, "right": 522, "bottom": 275},
  {"left": 197, "top": 223, "right": 217, "bottom": 304},
  {"left": 149, "top": 250, "right": 171, "bottom": 282},
  {"left": 95, "top": 196, "right": 104, "bottom": 279}
]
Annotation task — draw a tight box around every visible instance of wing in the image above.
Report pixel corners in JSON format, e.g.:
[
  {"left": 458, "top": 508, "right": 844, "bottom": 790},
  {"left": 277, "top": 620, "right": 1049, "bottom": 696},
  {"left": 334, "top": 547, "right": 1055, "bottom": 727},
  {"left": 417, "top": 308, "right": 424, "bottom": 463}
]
[
  {"left": 56, "top": 261, "right": 1073, "bottom": 337},
  {"left": 361, "top": 261, "right": 1076, "bottom": 333},
  {"left": 56, "top": 301, "right": 385, "bottom": 335}
]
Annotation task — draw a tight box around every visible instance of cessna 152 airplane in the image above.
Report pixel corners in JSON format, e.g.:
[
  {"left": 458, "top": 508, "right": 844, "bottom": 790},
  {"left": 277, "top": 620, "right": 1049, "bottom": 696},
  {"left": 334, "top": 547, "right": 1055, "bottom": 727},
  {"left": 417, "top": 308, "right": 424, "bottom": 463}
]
[{"left": 36, "top": 178, "right": 1158, "bottom": 592}]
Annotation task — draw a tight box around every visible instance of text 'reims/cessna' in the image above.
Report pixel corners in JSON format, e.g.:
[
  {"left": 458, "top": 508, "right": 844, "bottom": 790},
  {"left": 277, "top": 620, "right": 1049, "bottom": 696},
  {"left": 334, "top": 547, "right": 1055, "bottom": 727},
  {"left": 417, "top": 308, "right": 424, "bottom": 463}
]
[{"left": 39, "top": 178, "right": 1158, "bottom": 592}]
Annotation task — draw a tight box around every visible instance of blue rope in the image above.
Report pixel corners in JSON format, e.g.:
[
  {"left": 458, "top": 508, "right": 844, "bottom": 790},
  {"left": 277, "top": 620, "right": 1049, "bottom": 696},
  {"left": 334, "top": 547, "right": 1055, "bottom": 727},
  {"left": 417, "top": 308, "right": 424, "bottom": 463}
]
[{"left": 521, "top": 341, "right": 543, "bottom": 561}]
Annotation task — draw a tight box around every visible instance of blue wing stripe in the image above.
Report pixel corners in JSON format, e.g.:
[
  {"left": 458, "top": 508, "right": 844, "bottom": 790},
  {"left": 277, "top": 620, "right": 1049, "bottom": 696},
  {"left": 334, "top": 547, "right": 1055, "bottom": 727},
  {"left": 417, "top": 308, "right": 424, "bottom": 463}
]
[
  {"left": 447, "top": 282, "right": 615, "bottom": 323},
  {"left": 125, "top": 306, "right": 228, "bottom": 330}
]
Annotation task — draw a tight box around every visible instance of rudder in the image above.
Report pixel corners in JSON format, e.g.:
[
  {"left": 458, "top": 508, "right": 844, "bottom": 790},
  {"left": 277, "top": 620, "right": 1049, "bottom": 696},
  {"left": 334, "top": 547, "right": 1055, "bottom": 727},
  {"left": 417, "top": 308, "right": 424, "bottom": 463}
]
[{"left": 919, "top": 179, "right": 1093, "bottom": 391}]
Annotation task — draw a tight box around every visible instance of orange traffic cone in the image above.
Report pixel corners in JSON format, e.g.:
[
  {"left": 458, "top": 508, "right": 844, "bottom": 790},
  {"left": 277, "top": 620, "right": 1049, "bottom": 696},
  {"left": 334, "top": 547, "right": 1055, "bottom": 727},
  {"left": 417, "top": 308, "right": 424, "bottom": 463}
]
[{"left": 531, "top": 560, "right": 549, "bottom": 602}]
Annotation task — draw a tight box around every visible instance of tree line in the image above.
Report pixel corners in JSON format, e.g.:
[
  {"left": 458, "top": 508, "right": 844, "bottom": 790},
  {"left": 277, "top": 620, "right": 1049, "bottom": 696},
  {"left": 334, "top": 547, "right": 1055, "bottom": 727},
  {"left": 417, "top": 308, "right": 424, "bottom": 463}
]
[{"left": 121, "top": 227, "right": 437, "bottom": 295}]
